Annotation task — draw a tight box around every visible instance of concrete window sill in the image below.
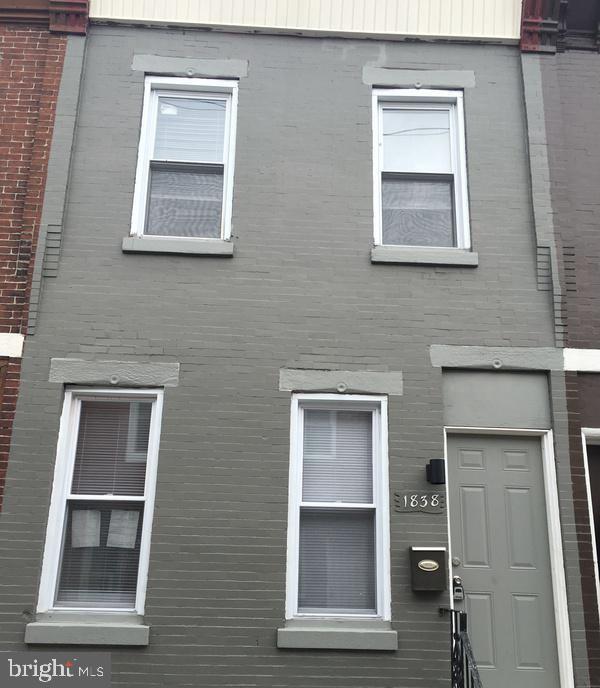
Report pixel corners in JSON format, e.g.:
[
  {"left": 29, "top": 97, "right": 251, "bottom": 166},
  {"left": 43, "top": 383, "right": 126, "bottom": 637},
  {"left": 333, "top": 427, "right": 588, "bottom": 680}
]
[
  {"left": 25, "top": 612, "right": 149, "bottom": 646},
  {"left": 277, "top": 618, "right": 397, "bottom": 651},
  {"left": 122, "top": 236, "right": 234, "bottom": 256},
  {"left": 371, "top": 245, "right": 478, "bottom": 267}
]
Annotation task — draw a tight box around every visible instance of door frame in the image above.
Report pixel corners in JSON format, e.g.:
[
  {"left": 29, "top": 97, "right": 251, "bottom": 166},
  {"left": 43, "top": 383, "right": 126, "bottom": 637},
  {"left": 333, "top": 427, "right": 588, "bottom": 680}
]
[
  {"left": 581, "top": 428, "right": 600, "bottom": 626},
  {"left": 444, "top": 427, "right": 574, "bottom": 688}
]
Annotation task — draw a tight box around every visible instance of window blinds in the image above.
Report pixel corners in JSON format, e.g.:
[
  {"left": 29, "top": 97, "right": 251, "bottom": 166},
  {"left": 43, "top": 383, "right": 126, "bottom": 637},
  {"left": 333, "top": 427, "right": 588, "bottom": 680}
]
[
  {"left": 298, "top": 409, "right": 376, "bottom": 614},
  {"left": 71, "top": 401, "right": 151, "bottom": 496},
  {"left": 154, "top": 97, "right": 226, "bottom": 163},
  {"left": 302, "top": 410, "right": 373, "bottom": 503},
  {"left": 298, "top": 509, "right": 376, "bottom": 614}
]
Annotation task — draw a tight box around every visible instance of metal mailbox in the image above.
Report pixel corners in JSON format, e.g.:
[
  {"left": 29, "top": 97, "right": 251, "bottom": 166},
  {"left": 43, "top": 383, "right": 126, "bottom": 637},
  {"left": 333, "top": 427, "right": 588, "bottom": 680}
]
[{"left": 409, "top": 547, "right": 448, "bottom": 592}]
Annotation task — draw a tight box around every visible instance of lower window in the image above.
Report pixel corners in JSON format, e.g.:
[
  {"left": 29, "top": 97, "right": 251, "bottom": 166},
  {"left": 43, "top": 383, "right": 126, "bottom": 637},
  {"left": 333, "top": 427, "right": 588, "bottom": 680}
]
[
  {"left": 37, "top": 390, "right": 163, "bottom": 614},
  {"left": 285, "top": 394, "right": 391, "bottom": 619}
]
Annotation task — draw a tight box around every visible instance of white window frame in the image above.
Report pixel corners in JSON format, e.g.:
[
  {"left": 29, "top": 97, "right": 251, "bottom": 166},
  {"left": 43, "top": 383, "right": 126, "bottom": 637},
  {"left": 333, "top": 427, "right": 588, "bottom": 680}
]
[
  {"left": 130, "top": 76, "right": 238, "bottom": 241},
  {"left": 582, "top": 429, "right": 600, "bottom": 626},
  {"left": 36, "top": 388, "right": 164, "bottom": 615},
  {"left": 372, "top": 88, "right": 470, "bottom": 249},
  {"left": 284, "top": 393, "right": 391, "bottom": 620}
]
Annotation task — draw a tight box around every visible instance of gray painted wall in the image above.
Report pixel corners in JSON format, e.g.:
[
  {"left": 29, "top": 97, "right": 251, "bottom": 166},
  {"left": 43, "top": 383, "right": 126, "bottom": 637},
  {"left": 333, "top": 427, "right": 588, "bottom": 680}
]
[
  {"left": 0, "top": 25, "right": 560, "bottom": 687},
  {"left": 442, "top": 371, "right": 551, "bottom": 428}
]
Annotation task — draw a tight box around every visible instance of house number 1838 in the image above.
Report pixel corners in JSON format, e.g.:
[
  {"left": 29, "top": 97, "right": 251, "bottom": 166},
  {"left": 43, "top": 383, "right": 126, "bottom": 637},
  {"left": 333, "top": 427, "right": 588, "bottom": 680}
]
[
  {"left": 394, "top": 491, "right": 446, "bottom": 514},
  {"left": 405, "top": 494, "right": 440, "bottom": 508}
]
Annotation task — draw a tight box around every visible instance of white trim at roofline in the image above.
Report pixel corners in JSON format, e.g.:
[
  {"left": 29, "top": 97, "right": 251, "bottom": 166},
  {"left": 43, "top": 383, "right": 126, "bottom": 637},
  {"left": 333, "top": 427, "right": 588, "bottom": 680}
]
[
  {"left": 0, "top": 333, "right": 24, "bottom": 358},
  {"left": 444, "top": 426, "right": 574, "bottom": 688}
]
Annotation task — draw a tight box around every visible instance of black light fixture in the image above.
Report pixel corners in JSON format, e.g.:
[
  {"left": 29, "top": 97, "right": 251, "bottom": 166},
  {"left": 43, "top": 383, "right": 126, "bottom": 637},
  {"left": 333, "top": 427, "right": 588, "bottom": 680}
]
[{"left": 426, "top": 458, "right": 446, "bottom": 485}]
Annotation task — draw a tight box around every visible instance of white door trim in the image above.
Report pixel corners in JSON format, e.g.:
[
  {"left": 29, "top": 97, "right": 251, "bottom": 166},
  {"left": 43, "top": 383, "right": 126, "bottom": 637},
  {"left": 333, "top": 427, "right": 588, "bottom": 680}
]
[
  {"left": 444, "top": 426, "right": 574, "bottom": 688},
  {"left": 581, "top": 429, "right": 600, "bottom": 626}
]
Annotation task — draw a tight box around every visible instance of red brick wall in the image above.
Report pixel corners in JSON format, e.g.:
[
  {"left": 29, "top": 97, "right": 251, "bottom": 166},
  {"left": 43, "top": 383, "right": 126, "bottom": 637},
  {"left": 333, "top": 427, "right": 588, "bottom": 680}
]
[
  {"left": 0, "top": 25, "right": 66, "bottom": 508},
  {"left": 576, "top": 374, "right": 600, "bottom": 685},
  {"left": 566, "top": 372, "right": 600, "bottom": 685},
  {"left": 543, "top": 53, "right": 600, "bottom": 350},
  {"left": 542, "top": 51, "right": 600, "bottom": 686}
]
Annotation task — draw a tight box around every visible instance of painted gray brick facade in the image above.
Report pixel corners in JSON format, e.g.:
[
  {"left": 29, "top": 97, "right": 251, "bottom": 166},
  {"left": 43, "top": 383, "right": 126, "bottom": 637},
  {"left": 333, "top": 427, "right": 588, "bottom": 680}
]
[{"left": 0, "top": 24, "right": 579, "bottom": 687}]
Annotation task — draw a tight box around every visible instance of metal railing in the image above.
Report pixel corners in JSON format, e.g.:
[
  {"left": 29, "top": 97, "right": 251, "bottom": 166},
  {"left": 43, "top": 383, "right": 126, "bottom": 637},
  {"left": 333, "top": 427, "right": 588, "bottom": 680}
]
[{"left": 441, "top": 608, "right": 483, "bottom": 688}]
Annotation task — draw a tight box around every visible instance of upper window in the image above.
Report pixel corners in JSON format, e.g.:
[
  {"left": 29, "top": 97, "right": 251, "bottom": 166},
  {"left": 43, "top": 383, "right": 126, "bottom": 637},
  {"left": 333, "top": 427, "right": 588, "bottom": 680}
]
[
  {"left": 37, "top": 389, "right": 163, "bottom": 614},
  {"left": 373, "top": 89, "right": 470, "bottom": 249},
  {"left": 131, "top": 77, "right": 238, "bottom": 241},
  {"left": 285, "top": 395, "right": 390, "bottom": 619}
]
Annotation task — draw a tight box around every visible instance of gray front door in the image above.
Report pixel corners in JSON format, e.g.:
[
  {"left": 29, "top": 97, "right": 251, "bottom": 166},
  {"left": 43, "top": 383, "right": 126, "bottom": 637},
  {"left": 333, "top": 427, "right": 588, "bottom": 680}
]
[{"left": 447, "top": 434, "right": 560, "bottom": 688}]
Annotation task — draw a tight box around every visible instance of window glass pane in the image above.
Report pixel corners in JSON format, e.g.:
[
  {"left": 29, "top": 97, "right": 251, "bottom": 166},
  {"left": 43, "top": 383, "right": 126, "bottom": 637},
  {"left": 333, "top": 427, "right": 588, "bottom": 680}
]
[
  {"left": 154, "top": 96, "right": 226, "bottom": 163},
  {"left": 382, "top": 178, "right": 454, "bottom": 247},
  {"left": 55, "top": 501, "right": 144, "bottom": 609},
  {"left": 71, "top": 401, "right": 151, "bottom": 496},
  {"left": 302, "top": 410, "right": 373, "bottom": 503},
  {"left": 382, "top": 108, "right": 451, "bottom": 174},
  {"left": 146, "top": 166, "right": 223, "bottom": 238},
  {"left": 298, "top": 509, "right": 376, "bottom": 614}
]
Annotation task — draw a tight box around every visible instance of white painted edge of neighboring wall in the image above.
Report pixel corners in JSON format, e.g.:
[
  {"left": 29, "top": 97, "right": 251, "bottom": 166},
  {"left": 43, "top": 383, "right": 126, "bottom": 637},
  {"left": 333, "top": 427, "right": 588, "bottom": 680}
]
[
  {"left": 0, "top": 333, "right": 24, "bottom": 358},
  {"left": 542, "top": 430, "right": 576, "bottom": 688},
  {"left": 563, "top": 349, "right": 600, "bottom": 372}
]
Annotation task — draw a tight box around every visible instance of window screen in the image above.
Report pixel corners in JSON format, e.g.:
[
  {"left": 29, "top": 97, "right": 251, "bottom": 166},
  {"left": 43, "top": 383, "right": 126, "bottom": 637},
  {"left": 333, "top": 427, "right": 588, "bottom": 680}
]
[
  {"left": 382, "top": 177, "right": 454, "bottom": 247},
  {"left": 55, "top": 399, "right": 153, "bottom": 609},
  {"left": 146, "top": 166, "right": 223, "bottom": 238}
]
